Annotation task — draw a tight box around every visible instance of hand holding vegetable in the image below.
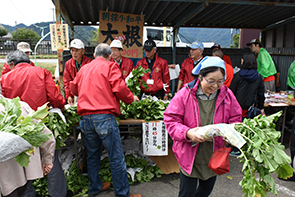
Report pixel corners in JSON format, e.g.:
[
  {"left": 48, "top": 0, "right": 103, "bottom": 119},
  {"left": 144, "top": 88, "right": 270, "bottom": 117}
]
[
  {"left": 133, "top": 95, "right": 139, "bottom": 102},
  {"left": 186, "top": 128, "right": 206, "bottom": 143}
]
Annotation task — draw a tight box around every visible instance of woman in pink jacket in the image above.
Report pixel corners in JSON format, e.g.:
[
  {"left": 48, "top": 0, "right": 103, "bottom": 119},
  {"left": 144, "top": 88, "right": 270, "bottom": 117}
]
[{"left": 164, "top": 56, "right": 242, "bottom": 197}]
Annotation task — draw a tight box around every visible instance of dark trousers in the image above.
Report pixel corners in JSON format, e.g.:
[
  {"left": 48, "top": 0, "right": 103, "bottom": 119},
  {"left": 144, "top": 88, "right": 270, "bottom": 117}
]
[
  {"left": 179, "top": 170, "right": 217, "bottom": 197},
  {"left": 290, "top": 117, "right": 295, "bottom": 167},
  {"left": 23, "top": 150, "right": 67, "bottom": 197}
]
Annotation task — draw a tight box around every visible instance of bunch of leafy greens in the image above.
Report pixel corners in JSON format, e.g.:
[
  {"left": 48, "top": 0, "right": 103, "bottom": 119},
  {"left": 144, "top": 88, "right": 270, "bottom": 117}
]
[
  {"left": 234, "top": 111, "right": 294, "bottom": 197},
  {"left": 119, "top": 98, "right": 169, "bottom": 122},
  {"left": 126, "top": 65, "right": 151, "bottom": 95},
  {"left": 65, "top": 161, "right": 89, "bottom": 197},
  {"left": 46, "top": 106, "right": 81, "bottom": 148},
  {"left": 33, "top": 160, "right": 89, "bottom": 197},
  {"left": 99, "top": 154, "right": 164, "bottom": 185},
  {"left": 0, "top": 97, "right": 51, "bottom": 167}
]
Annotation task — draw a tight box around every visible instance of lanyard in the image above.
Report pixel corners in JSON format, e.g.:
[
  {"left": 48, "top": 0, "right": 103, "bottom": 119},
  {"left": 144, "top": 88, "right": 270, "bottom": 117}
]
[
  {"left": 149, "top": 67, "right": 155, "bottom": 79},
  {"left": 75, "top": 57, "right": 83, "bottom": 72}
]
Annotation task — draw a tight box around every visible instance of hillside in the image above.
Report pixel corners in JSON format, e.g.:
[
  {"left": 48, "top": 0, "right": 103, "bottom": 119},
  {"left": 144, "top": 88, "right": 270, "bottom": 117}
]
[
  {"left": 1, "top": 22, "right": 238, "bottom": 47},
  {"left": 1, "top": 22, "right": 96, "bottom": 42}
]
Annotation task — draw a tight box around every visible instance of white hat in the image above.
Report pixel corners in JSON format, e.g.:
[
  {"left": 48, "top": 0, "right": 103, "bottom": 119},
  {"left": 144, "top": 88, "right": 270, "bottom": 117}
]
[
  {"left": 110, "top": 40, "right": 123, "bottom": 49},
  {"left": 17, "top": 42, "right": 32, "bottom": 53},
  {"left": 69, "top": 39, "right": 84, "bottom": 49}
]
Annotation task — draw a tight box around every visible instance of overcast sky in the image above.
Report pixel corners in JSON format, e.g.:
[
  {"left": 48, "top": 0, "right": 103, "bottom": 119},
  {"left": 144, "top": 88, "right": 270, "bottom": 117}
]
[{"left": 1, "top": 0, "right": 55, "bottom": 26}]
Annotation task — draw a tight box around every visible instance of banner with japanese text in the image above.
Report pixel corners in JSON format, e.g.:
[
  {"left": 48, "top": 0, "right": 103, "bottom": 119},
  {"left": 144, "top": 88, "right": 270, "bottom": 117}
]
[
  {"left": 50, "top": 24, "right": 69, "bottom": 51},
  {"left": 142, "top": 121, "right": 168, "bottom": 156},
  {"left": 99, "top": 11, "right": 144, "bottom": 58}
]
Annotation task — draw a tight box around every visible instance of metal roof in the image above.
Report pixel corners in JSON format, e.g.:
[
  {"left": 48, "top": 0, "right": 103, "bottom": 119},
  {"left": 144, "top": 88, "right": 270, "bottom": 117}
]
[{"left": 52, "top": 0, "right": 295, "bottom": 29}]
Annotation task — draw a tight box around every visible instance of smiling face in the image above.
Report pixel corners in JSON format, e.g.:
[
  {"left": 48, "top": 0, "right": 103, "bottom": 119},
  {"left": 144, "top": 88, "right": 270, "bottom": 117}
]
[
  {"left": 70, "top": 48, "right": 85, "bottom": 63},
  {"left": 199, "top": 69, "right": 224, "bottom": 97},
  {"left": 111, "top": 47, "right": 122, "bottom": 62},
  {"left": 190, "top": 48, "right": 203, "bottom": 61}
]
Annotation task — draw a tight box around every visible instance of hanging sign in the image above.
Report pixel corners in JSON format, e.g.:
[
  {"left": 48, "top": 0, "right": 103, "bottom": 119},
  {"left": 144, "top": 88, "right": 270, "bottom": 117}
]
[
  {"left": 50, "top": 24, "right": 69, "bottom": 51},
  {"left": 99, "top": 10, "right": 144, "bottom": 58}
]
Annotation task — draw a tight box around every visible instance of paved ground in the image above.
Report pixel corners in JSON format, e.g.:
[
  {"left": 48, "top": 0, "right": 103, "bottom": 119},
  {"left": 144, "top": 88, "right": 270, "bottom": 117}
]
[{"left": 95, "top": 147, "right": 295, "bottom": 197}]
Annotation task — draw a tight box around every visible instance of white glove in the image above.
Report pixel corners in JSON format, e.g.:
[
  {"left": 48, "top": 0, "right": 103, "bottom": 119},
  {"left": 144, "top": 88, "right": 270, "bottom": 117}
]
[{"left": 163, "top": 83, "right": 169, "bottom": 91}]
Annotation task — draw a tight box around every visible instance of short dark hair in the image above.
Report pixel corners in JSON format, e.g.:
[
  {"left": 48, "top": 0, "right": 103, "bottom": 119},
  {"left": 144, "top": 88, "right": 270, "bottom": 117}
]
[
  {"left": 241, "top": 53, "right": 257, "bottom": 70},
  {"left": 192, "top": 66, "right": 225, "bottom": 79}
]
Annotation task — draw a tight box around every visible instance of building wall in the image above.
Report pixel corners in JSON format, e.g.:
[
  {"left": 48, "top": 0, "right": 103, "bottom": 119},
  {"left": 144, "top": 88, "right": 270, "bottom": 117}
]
[{"left": 285, "top": 23, "right": 295, "bottom": 47}]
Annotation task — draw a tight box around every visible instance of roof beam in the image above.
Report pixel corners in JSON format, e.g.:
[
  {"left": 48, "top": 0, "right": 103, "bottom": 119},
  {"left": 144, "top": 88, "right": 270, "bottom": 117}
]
[
  {"left": 148, "top": 0, "right": 295, "bottom": 7},
  {"left": 173, "top": 1, "right": 209, "bottom": 29}
]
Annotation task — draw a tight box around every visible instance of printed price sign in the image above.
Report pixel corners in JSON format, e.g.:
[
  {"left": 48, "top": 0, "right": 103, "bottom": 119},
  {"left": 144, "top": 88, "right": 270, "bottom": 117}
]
[
  {"left": 142, "top": 121, "right": 168, "bottom": 156},
  {"left": 99, "top": 11, "right": 144, "bottom": 58},
  {"left": 50, "top": 24, "right": 69, "bottom": 51}
]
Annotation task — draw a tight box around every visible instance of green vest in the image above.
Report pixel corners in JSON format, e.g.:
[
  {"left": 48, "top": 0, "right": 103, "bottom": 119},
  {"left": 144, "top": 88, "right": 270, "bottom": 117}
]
[
  {"left": 287, "top": 60, "right": 295, "bottom": 88},
  {"left": 257, "top": 48, "right": 277, "bottom": 78}
]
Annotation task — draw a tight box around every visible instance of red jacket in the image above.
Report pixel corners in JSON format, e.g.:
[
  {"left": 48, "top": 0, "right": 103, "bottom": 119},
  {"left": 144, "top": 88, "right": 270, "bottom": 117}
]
[
  {"left": 63, "top": 55, "right": 92, "bottom": 99},
  {"left": 136, "top": 55, "right": 170, "bottom": 94},
  {"left": 224, "top": 62, "right": 234, "bottom": 88},
  {"left": 1, "top": 61, "right": 35, "bottom": 77},
  {"left": 1, "top": 63, "right": 65, "bottom": 111},
  {"left": 223, "top": 55, "right": 232, "bottom": 66},
  {"left": 111, "top": 56, "right": 134, "bottom": 80},
  {"left": 178, "top": 57, "right": 196, "bottom": 87},
  {"left": 70, "top": 57, "right": 134, "bottom": 117}
]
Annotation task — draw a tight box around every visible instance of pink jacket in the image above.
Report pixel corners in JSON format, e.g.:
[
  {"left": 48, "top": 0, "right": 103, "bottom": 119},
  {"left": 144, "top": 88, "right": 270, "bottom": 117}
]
[{"left": 163, "top": 79, "right": 242, "bottom": 174}]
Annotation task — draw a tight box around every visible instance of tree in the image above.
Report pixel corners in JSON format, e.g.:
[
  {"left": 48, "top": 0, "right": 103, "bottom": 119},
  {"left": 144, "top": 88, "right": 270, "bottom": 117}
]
[
  {"left": 11, "top": 28, "right": 41, "bottom": 40},
  {"left": 232, "top": 33, "right": 240, "bottom": 48},
  {"left": 0, "top": 27, "right": 9, "bottom": 48},
  {"left": 92, "top": 28, "right": 99, "bottom": 44},
  {"left": 0, "top": 27, "right": 8, "bottom": 39}
]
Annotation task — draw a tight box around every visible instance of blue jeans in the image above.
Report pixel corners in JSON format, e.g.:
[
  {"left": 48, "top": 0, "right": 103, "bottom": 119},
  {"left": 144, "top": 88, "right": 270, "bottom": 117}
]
[
  {"left": 179, "top": 171, "right": 216, "bottom": 197},
  {"left": 80, "top": 114, "right": 130, "bottom": 197}
]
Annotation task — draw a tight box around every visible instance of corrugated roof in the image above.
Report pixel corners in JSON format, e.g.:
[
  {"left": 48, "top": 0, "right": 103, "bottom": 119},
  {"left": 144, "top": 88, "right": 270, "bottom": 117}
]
[{"left": 52, "top": 0, "right": 295, "bottom": 29}]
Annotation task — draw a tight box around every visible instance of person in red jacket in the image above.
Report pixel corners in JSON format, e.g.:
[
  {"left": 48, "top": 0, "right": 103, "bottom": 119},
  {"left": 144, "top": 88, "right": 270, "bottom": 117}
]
[
  {"left": 1, "top": 50, "right": 67, "bottom": 197},
  {"left": 63, "top": 39, "right": 92, "bottom": 105},
  {"left": 2, "top": 50, "right": 65, "bottom": 111},
  {"left": 1, "top": 42, "right": 35, "bottom": 77},
  {"left": 211, "top": 43, "right": 232, "bottom": 66},
  {"left": 177, "top": 41, "right": 204, "bottom": 92},
  {"left": 70, "top": 43, "right": 141, "bottom": 197},
  {"left": 110, "top": 40, "right": 134, "bottom": 80},
  {"left": 136, "top": 39, "right": 170, "bottom": 100},
  {"left": 212, "top": 49, "right": 234, "bottom": 88}
]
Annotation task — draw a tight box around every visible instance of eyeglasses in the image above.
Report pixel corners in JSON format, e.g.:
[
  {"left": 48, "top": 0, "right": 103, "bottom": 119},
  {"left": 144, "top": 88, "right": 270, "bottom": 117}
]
[{"left": 204, "top": 77, "right": 225, "bottom": 85}]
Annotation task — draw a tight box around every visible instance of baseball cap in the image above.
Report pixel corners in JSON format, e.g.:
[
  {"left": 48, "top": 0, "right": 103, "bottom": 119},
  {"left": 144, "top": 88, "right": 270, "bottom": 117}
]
[
  {"left": 187, "top": 41, "right": 204, "bottom": 51},
  {"left": 246, "top": 39, "right": 262, "bottom": 46},
  {"left": 143, "top": 39, "right": 156, "bottom": 51},
  {"left": 211, "top": 43, "right": 221, "bottom": 49},
  {"left": 17, "top": 42, "right": 32, "bottom": 53},
  {"left": 192, "top": 56, "right": 226, "bottom": 79},
  {"left": 110, "top": 40, "right": 123, "bottom": 49},
  {"left": 69, "top": 39, "right": 84, "bottom": 49}
]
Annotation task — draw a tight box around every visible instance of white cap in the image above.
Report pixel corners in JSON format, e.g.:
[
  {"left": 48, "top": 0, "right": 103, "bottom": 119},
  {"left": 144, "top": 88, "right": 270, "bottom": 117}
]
[
  {"left": 69, "top": 39, "right": 84, "bottom": 49},
  {"left": 110, "top": 40, "right": 123, "bottom": 49},
  {"left": 17, "top": 42, "right": 32, "bottom": 53}
]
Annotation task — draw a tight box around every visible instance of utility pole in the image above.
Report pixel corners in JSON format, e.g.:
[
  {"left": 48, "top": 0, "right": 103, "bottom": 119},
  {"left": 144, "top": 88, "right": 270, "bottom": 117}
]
[
  {"left": 15, "top": 21, "right": 18, "bottom": 43},
  {"left": 51, "top": 8, "right": 55, "bottom": 23}
]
